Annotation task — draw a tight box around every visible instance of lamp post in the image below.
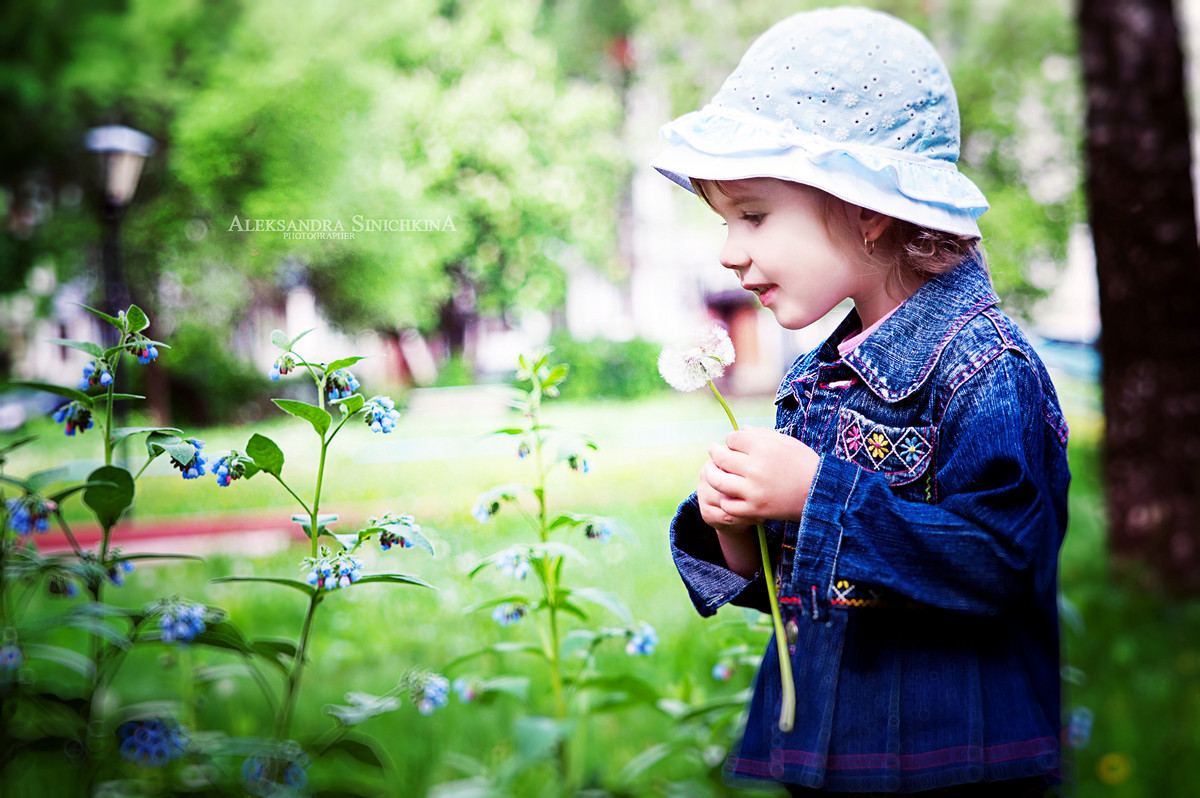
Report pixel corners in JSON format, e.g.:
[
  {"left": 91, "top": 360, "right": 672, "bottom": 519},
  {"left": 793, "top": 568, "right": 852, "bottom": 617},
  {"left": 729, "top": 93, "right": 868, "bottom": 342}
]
[{"left": 85, "top": 125, "right": 155, "bottom": 335}]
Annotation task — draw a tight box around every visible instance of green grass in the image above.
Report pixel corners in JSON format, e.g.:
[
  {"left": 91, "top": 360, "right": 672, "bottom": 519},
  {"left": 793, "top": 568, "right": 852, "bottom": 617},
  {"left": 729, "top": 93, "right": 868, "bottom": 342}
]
[{"left": 3, "top": 387, "right": 1198, "bottom": 796}]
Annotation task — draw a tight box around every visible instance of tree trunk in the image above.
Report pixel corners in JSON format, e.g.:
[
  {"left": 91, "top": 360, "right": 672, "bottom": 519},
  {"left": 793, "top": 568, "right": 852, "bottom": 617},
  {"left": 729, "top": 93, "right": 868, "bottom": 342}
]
[{"left": 1078, "top": 0, "right": 1200, "bottom": 592}]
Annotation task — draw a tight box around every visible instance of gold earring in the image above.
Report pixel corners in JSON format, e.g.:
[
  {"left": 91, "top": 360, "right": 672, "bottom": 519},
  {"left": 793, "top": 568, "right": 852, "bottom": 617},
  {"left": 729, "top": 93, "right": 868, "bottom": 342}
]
[{"left": 863, "top": 236, "right": 875, "bottom": 255}]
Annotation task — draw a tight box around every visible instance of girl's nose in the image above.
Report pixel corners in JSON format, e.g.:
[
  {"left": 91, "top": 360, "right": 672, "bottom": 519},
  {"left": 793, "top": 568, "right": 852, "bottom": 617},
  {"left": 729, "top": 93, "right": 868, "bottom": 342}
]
[{"left": 719, "top": 234, "right": 750, "bottom": 272}]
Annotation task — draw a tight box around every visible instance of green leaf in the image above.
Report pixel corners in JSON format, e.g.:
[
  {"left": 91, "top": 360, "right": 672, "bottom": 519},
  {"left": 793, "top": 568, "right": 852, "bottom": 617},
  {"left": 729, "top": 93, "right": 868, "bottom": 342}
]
[
  {"left": 46, "top": 338, "right": 105, "bottom": 358},
  {"left": 570, "top": 587, "right": 633, "bottom": 624},
  {"left": 82, "top": 465, "right": 135, "bottom": 531},
  {"left": 488, "top": 427, "right": 526, "bottom": 436},
  {"left": 190, "top": 622, "right": 252, "bottom": 655},
  {"left": 270, "top": 329, "right": 290, "bottom": 349},
  {"left": 333, "top": 393, "right": 365, "bottom": 415},
  {"left": 0, "top": 435, "right": 39, "bottom": 459},
  {"left": 514, "top": 716, "right": 574, "bottom": 765},
  {"left": 324, "top": 736, "right": 389, "bottom": 769},
  {"left": 77, "top": 303, "right": 123, "bottom": 329},
  {"left": 101, "top": 393, "right": 145, "bottom": 402},
  {"left": 246, "top": 433, "right": 284, "bottom": 476},
  {"left": 24, "top": 643, "right": 96, "bottom": 680},
  {"left": 615, "top": 742, "right": 674, "bottom": 786},
  {"left": 292, "top": 513, "right": 339, "bottom": 533},
  {"left": 325, "top": 356, "right": 366, "bottom": 374},
  {"left": 112, "top": 426, "right": 183, "bottom": 446},
  {"left": 125, "top": 305, "right": 150, "bottom": 333},
  {"left": 288, "top": 328, "right": 316, "bottom": 349},
  {"left": 8, "top": 380, "right": 92, "bottom": 406},
  {"left": 353, "top": 573, "right": 435, "bottom": 590},
  {"left": 63, "top": 612, "right": 133, "bottom": 650},
  {"left": 325, "top": 692, "right": 402, "bottom": 726},
  {"left": 212, "top": 575, "right": 315, "bottom": 597},
  {"left": 477, "top": 675, "right": 531, "bottom": 703},
  {"left": 560, "top": 629, "right": 599, "bottom": 660},
  {"left": 145, "top": 432, "right": 200, "bottom": 466},
  {"left": 273, "top": 399, "right": 331, "bottom": 436}
]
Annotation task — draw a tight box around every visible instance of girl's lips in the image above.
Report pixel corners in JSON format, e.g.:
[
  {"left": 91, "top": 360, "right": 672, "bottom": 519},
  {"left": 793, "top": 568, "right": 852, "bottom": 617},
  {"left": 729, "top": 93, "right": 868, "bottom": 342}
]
[{"left": 752, "top": 285, "right": 777, "bottom": 307}]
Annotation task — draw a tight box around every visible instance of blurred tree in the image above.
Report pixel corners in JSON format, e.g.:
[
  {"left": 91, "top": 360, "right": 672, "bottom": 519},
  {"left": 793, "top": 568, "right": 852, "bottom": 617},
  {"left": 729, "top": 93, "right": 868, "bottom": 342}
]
[{"left": 1079, "top": 0, "right": 1200, "bottom": 593}]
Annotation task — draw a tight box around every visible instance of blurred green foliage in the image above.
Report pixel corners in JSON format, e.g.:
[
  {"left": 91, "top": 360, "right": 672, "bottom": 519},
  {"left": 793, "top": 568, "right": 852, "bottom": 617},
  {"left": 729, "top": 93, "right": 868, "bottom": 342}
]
[{"left": 546, "top": 332, "right": 667, "bottom": 400}]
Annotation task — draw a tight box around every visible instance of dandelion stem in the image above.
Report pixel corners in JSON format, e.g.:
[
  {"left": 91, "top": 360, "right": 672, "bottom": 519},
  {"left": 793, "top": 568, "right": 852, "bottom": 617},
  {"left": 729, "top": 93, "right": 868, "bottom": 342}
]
[{"left": 707, "top": 380, "right": 796, "bottom": 732}]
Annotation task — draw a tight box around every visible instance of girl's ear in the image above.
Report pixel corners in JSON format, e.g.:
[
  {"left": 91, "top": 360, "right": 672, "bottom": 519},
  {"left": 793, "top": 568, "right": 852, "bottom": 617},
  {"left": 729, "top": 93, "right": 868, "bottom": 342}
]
[{"left": 853, "top": 205, "right": 893, "bottom": 245}]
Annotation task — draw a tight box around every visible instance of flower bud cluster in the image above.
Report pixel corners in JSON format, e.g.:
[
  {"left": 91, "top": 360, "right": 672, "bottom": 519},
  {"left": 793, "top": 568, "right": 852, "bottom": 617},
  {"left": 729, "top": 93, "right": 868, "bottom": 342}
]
[
  {"left": 0, "top": 642, "right": 23, "bottom": 671},
  {"left": 376, "top": 513, "right": 420, "bottom": 551},
  {"left": 325, "top": 368, "right": 360, "bottom": 402},
  {"left": 52, "top": 401, "right": 93, "bottom": 436},
  {"left": 452, "top": 677, "right": 478, "bottom": 703},
  {"left": 416, "top": 674, "right": 451, "bottom": 716},
  {"left": 583, "top": 519, "right": 613, "bottom": 544},
  {"left": 625, "top": 623, "right": 659, "bottom": 656},
  {"left": 152, "top": 599, "right": 209, "bottom": 644},
  {"left": 213, "top": 453, "right": 247, "bottom": 487},
  {"left": 108, "top": 559, "right": 135, "bottom": 587},
  {"left": 242, "top": 752, "right": 309, "bottom": 795},
  {"left": 172, "top": 439, "right": 208, "bottom": 480},
  {"left": 130, "top": 339, "right": 159, "bottom": 364},
  {"left": 567, "top": 453, "right": 590, "bottom": 473},
  {"left": 78, "top": 359, "right": 113, "bottom": 390},
  {"left": 495, "top": 547, "right": 531, "bottom": 580},
  {"left": 268, "top": 353, "right": 297, "bottom": 381},
  {"left": 5, "top": 495, "right": 58, "bottom": 536},
  {"left": 304, "top": 550, "right": 363, "bottom": 592},
  {"left": 491, "top": 602, "right": 528, "bottom": 627},
  {"left": 363, "top": 395, "right": 400, "bottom": 433},
  {"left": 117, "top": 717, "right": 190, "bottom": 768}
]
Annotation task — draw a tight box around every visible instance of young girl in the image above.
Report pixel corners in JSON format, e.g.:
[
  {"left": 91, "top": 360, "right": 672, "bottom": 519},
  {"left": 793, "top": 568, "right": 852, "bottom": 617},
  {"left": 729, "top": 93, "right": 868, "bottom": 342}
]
[{"left": 652, "top": 8, "right": 1070, "bottom": 796}]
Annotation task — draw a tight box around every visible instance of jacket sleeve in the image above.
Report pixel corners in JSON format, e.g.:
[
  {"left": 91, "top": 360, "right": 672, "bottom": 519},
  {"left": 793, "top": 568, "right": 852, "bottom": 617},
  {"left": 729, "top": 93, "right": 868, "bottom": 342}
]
[
  {"left": 669, "top": 495, "right": 773, "bottom": 617},
  {"left": 796, "top": 351, "right": 1070, "bottom": 615}
]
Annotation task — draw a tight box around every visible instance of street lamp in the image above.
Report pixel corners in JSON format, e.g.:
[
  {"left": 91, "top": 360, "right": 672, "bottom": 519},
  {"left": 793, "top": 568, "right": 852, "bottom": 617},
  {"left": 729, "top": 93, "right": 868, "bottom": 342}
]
[{"left": 85, "top": 125, "right": 156, "bottom": 327}]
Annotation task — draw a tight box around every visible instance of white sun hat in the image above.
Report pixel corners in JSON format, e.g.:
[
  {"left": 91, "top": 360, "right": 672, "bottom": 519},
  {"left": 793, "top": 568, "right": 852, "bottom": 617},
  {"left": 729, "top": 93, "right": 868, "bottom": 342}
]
[{"left": 651, "top": 7, "right": 989, "bottom": 237}]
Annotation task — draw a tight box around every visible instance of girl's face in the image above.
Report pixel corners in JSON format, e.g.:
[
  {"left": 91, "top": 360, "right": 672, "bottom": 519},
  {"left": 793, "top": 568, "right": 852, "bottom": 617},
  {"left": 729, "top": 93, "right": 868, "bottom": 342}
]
[{"left": 701, "top": 177, "right": 892, "bottom": 330}]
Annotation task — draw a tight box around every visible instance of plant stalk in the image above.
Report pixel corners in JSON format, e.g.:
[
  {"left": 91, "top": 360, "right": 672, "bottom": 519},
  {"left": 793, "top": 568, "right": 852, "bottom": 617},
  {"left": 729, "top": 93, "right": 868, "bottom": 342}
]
[{"left": 707, "top": 380, "right": 796, "bottom": 732}]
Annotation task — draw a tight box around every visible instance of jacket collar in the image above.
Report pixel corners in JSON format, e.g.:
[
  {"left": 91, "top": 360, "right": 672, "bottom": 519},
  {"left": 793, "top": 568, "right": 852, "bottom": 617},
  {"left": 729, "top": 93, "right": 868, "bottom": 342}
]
[{"left": 778, "top": 254, "right": 998, "bottom": 404}]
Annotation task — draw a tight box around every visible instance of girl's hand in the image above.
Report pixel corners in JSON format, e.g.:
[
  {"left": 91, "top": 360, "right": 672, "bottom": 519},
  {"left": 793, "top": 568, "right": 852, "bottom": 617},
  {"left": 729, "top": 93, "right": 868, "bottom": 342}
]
[{"left": 704, "top": 428, "right": 819, "bottom": 524}]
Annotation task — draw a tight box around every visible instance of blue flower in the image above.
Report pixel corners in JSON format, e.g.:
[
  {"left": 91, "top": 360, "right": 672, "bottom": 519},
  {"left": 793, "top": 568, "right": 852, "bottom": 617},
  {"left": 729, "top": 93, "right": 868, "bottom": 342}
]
[
  {"left": 417, "top": 674, "right": 451, "bottom": 715},
  {"left": 78, "top": 359, "right": 114, "bottom": 390},
  {"left": 136, "top": 344, "right": 159, "bottom": 365},
  {"left": 213, "top": 453, "right": 246, "bottom": 487},
  {"left": 495, "top": 547, "right": 530, "bottom": 580},
  {"left": 491, "top": 602, "right": 527, "bottom": 627},
  {"left": 0, "top": 642, "right": 23, "bottom": 671},
  {"left": 5, "top": 496, "right": 57, "bottom": 536},
  {"left": 568, "top": 454, "right": 590, "bottom": 473},
  {"left": 711, "top": 662, "right": 733, "bottom": 681},
  {"left": 117, "top": 718, "right": 189, "bottom": 768},
  {"left": 379, "top": 514, "right": 419, "bottom": 550},
  {"left": 584, "top": 518, "right": 613, "bottom": 544},
  {"left": 626, "top": 623, "right": 659, "bottom": 656},
  {"left": 243, "top": 753, "right": 309, "bottom": 795},
  {"left": 326, "top": 368, "right": 361, "bottom": 403},
  {"left": 363, "top": 395, "right": 400, "bottom": 433},
  {"left": 173, "top": 439, "right": 208, "bottom": 480},
  {"left": 452, "top": 677, "right": 478, "bottom": 703},
  {"left": 303, "top": 550, "right": 363, "bottom": 592},
  {"left": 156, "top": 600, "right": 208, "bottom": 644},
  {"left": 52, "top": 401, "right": 93, "bottom": 436},
  {"left": 108, "top": 559, "right": 135, "bottom": 587},
  {"left": 470, "top": 500, "right": 499, "bottom": 524}
]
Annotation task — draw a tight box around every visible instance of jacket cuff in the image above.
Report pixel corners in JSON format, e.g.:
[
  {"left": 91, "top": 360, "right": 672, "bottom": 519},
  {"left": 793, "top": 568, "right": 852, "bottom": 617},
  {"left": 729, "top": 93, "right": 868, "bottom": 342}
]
[
  {"left": 669, "top": 494, "right": 769, "bottom": 617},
  {"left": 791, "top": 454, "right": 860, "bottom": 619}
]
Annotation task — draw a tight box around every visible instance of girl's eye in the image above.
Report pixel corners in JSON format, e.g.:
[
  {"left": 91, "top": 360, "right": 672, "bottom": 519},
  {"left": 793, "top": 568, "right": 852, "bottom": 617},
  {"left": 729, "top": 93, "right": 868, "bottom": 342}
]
[{"left": 741, "top": 213, "right": 765, "bottom": 226}]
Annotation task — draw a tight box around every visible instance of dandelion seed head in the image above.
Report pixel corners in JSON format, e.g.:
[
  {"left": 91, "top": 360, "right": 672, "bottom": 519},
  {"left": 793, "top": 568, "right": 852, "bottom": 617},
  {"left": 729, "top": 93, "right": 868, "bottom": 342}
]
[{"left": 657, "top": 324, "right": 736, "bottom": 392}]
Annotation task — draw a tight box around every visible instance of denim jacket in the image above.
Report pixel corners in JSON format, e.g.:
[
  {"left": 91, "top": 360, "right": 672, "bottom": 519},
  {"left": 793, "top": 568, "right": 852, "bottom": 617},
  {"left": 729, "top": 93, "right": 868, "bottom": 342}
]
[{"left": 670, "top": 255, "right": 1070, "bottom": 793}]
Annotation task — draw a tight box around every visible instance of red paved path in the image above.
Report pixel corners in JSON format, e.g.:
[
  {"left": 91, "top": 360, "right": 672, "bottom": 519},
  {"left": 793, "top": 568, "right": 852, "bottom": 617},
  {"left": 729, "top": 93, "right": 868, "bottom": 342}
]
[{"left": 35, "top": 510, "right": 311, "bottom": 554}]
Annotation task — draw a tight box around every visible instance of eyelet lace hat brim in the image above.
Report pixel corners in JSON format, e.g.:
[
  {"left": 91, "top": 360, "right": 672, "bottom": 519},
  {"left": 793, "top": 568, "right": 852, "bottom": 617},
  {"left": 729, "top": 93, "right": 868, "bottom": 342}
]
[{"left": 651, "top": 7, "right": 989, "bottom": 237}]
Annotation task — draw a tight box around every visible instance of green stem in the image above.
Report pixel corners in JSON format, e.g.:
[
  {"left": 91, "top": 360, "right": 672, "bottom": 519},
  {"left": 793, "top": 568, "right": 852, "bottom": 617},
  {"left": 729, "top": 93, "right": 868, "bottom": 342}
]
[
  {"left": 707, "top": 380, "right": 796, "bottom": 732},
  {"left": 310, "top": 440, "right": 329, "bottom": 558},
  {"left": 277, "top": 592, "right": 321, "bottom": 740},
  {"left": 271, "top": 474, "right": 312, "bottom": 519}
]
